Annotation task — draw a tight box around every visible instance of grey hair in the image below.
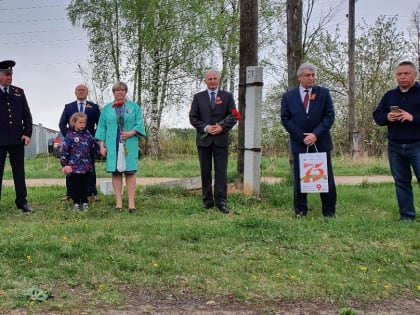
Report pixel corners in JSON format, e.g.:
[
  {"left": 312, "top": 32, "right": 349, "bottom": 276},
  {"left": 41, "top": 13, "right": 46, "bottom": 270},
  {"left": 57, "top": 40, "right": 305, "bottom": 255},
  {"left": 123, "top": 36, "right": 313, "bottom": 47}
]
[
  {"left": 297, "top": 62, "right": 317, "bottom": 77},
  {"left": 112, "top": 81, "right": 128, "bottom": 92},
  {"left": 397, "top": 61, "right": 418, "bottom": 76},
  {"left": 204, "top": 69, "right": 221, "bottom": 80}
]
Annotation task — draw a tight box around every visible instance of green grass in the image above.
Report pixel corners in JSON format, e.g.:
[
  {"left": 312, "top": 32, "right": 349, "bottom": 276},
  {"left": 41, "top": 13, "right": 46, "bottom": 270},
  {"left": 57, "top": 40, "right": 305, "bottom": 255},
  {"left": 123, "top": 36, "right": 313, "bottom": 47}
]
[
  {"left": 3, "top": 154, "right": 392, "bottom": 180},
  {"left": 0, "top": 155, "right": 418, "bottom": 313}
]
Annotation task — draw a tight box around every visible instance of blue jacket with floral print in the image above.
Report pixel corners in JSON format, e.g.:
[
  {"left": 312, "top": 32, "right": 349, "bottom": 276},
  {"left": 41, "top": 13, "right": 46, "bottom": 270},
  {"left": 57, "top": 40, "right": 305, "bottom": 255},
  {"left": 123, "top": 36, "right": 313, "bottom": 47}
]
[{"left": 60, "top": 128, "right": 99, "bottom": 174}]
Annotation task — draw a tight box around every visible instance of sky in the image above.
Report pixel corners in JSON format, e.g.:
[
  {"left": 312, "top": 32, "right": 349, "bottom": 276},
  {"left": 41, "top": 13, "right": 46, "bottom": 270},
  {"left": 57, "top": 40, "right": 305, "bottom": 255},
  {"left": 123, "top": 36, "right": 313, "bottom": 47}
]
[{"left": 1, "top": 0, "right": 419, "bottom": 131}]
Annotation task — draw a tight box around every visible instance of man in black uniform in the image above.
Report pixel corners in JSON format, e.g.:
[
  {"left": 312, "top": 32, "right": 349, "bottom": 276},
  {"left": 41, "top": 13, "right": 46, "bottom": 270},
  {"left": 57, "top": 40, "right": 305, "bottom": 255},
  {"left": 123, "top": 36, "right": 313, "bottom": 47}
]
[{"left": 0, "top": 60, "right": 34, "bottom": 213}]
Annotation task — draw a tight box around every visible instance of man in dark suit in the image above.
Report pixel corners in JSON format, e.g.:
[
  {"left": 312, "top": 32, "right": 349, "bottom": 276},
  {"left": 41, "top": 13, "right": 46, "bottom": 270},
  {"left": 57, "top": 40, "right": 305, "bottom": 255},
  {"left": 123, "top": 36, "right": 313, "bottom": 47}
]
[
  {"left": 281, "top": 62, "right": 337, "bottom": 218},
  {"left": 59, "top": 84, "right": 101, "bottom": 202},
  {"left": 0, "top": 60, "right": 34, "bottom": 213},
  {"left": 189, "top": 69, "right": 238, "bottom": 214}
]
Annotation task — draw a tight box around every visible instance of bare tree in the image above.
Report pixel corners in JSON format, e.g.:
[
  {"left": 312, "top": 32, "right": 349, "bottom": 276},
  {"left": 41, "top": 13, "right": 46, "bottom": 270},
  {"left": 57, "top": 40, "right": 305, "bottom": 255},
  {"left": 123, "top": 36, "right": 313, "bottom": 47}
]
[{"left": 302, "top": 0, "right": 345, "bottom": 56}]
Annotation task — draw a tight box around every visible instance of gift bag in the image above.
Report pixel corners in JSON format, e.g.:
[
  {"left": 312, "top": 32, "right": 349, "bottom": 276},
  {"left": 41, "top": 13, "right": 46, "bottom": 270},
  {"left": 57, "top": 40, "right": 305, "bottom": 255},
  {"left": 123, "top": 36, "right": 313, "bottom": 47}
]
[
  {"left": 299, "top": 147, "right": 329, "bottom": 193},
  {"left": 116, "top": 142, "right": 126, "bottom": 172}
]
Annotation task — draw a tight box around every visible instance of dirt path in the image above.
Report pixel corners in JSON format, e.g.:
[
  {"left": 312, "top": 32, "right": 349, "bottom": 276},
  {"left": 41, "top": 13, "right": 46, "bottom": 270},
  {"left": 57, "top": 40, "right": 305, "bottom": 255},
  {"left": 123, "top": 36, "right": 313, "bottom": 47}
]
[{"left": 3, "top": 175, "right": 394, "bottom": 188}]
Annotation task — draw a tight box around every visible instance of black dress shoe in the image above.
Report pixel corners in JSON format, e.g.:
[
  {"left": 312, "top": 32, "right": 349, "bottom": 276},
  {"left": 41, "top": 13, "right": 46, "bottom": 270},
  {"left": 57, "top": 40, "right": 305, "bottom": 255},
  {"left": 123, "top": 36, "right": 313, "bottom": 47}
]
[
  {"left": 217, "top": 205, "right": 230, "bottom": 214},
  {"left": 202, "top": 203, "right": 214, "bottom": 209},
  {"left": 20, "top": 204, "right": 33, "bottom": 213}
]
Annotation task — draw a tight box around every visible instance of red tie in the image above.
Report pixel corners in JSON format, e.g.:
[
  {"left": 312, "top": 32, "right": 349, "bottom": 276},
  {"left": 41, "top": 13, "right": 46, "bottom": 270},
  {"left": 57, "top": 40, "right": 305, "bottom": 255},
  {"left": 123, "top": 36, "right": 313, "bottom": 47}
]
[{"left": 303, "top": 89, "right": 309, "bottom": 111}]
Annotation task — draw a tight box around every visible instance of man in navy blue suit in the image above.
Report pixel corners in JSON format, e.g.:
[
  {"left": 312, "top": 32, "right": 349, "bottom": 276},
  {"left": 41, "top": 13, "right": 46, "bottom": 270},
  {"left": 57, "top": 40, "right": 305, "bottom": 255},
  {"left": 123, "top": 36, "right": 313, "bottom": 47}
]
[
  {"left": 281, "top": 62, "right": 337, "bottom": 218},
  {"left": 189, "top": 69, "right": 238, "bottom": 214},
  {"left": 0, "top": 60, "right": 34, "bottom": 212},
  {"left": 59, "top": 84, "right": 101, "bottom": 202}
]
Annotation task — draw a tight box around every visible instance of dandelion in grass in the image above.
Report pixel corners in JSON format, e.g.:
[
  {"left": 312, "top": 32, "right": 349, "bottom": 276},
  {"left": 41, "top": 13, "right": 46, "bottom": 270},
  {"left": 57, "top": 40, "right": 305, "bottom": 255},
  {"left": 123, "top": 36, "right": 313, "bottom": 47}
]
[
  {"left": 63, "top": 236, "right": 72, "bottom": 244},
  {"left": 417, "top": 285, "right": 420, "bottom": 291},
  {"left": 384, "top": 284, "right": 391, "bottom": 289},
  {"left": 252, "top": 275, "right": 257, "bottom": 280},
  {"left": 153, "top": 263, "right": 159, "bottom": 268},
  {"left": 359, "top": 266, "right": 367, "bottom": 272},
  {"left": 290, "top": 275, "right": 297, "bottom": 281},
  {"left": 26, "top": 256, "right": 33, "bottom": 264},
  {"left": 97, "top": 284, "right": 105, "bottom": 293}
]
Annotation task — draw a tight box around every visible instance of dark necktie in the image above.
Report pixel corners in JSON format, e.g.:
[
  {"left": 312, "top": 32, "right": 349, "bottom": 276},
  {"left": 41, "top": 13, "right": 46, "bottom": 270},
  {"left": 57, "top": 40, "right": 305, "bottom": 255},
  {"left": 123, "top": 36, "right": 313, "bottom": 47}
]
[
  {"left": 303, "top": 90, "right": 309, "bottom": 111},
  {"left": 210, "top": 91, "right": 216, "bottom": 109},
  {"left": 79, "top": 102, "right": 84, "bottom": 112},
  {"left": 3, "top": 87, "right": 8, "bottom": 95}
]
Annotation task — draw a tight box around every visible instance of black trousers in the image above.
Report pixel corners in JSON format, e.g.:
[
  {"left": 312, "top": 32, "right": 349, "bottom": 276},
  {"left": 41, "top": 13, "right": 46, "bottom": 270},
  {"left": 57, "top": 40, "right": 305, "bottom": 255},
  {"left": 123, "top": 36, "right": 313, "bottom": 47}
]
[
  {"left": 198, "top": 144, "right": 228, "bottom": 207},
  {"left": 66, "top": 161, "right": 97, "bottom": 198},
  {"left": 69, "top": 172, "right": 90, "bottom": 205},
  {"left": 292, "top": 151, "right": 337, "bottom": 217},
  {"left": 0, "top": 145, "right": 28, "bottom": 208}
]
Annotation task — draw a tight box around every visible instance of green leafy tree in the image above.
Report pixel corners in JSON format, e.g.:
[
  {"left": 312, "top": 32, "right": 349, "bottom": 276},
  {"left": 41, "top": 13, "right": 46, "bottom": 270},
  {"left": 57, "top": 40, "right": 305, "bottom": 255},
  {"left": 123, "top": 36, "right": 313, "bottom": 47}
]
[
  {"left": 68, "top": 0, "right": 284, "bottom": 159},
  {"left": 307, "top": 16, "right": 409, "bottom": 156},
  {"left": 355, "top": 17, "right": 409, "bottom": 156},
  {"left": 68, "top": 0, "right": 211, "bottom": 158},
  {"left": 68, "top": 0, "right": 123, "bottom": 87}
]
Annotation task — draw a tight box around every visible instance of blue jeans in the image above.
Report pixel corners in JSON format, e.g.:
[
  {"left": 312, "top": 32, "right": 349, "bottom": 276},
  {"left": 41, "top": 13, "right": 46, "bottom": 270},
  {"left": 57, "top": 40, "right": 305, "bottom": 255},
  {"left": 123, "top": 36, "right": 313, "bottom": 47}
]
[{"left": 388, "top": 140, "right": 420, "bottom": 220}]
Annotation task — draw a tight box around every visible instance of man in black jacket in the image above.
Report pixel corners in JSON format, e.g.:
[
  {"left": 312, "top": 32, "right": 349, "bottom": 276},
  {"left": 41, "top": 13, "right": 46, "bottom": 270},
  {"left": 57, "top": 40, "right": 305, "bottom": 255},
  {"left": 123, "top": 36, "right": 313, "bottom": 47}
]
[
  {"left": 189, "top": 69, "right": 238, "bottom": 214},
  {"left": 373, "top": 61, "right": 420, "bottom": 221},
  {"left": 0, "top": 60, "right": 34, "bottom": 213}
]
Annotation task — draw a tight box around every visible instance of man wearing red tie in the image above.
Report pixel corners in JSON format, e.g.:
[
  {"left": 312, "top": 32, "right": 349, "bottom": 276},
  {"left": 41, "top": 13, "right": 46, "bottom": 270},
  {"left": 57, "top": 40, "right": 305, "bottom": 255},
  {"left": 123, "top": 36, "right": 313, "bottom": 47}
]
[{"left": 281, "top": 62, "right": 337, "bottom": 218}]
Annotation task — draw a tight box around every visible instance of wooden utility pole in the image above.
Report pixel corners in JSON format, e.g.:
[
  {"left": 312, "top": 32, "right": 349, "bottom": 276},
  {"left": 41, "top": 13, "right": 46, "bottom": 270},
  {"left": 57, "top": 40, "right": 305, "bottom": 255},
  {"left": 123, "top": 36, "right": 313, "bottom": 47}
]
[
  {"left": 287, "top": 0, "right": 303, "bottom": 90},
  {"left": 286, "top": 0, "right": 303, "bottom": 172},
  {"left": 237, "top": 0, "right": 258, "bottom": 187},
  {"left": 348, "top": 0, "right": 360, "bottom": 158}
]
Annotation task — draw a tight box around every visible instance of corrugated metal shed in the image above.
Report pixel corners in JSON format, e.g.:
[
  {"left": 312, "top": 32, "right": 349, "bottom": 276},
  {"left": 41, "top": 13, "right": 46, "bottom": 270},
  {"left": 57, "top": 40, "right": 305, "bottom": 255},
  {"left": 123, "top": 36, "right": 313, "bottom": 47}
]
[{"left": 24, "top": 124, "right": 58, "bottom": 159}]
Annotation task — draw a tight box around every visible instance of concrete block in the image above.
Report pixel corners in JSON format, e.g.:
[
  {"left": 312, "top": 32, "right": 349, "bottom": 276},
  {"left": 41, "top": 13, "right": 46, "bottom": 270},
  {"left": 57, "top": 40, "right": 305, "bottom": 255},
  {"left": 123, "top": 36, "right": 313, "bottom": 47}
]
[{"left": 100, "top": 181, "right": 114, "bottom": 195}]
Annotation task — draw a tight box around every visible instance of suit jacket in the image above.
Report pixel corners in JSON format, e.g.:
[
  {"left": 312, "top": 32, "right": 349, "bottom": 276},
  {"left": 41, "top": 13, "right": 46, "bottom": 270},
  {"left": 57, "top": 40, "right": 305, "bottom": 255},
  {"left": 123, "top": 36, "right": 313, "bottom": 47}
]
[
  {"left": 0, "top": 85, "right": 33, "bottom": 146},
  {"left": 281, "top": 85, "right": 335, "bottom": 153},
  {"left": 189, "top": 90, "right": 237, "bottom": 147},
  {"left": 59, "top": 100, "right": 101, "bottom": 136},
  {"left": 95, "top": 99, "right": 146, "bottom": 172}
]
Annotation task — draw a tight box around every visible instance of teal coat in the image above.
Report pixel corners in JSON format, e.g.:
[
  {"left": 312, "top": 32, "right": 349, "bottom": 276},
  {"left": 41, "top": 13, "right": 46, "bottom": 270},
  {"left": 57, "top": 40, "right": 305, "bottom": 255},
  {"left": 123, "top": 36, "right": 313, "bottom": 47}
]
[{"left": 95, "top": 99, "right": 146, "bottom": 172}]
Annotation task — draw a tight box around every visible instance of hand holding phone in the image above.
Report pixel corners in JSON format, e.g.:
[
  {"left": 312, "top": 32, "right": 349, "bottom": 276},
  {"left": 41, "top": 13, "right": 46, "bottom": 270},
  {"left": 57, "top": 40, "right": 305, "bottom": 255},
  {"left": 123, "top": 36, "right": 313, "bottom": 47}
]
[{"left": 390, "top": 106, "right": 399, "bottom": 112}]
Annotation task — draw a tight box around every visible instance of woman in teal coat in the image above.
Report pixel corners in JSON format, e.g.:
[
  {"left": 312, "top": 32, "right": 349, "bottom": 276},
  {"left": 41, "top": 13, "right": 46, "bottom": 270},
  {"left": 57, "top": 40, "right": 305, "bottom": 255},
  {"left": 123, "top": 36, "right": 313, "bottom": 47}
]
[{"left": 96, "top": 81, "right": 146, "bottom": 213}]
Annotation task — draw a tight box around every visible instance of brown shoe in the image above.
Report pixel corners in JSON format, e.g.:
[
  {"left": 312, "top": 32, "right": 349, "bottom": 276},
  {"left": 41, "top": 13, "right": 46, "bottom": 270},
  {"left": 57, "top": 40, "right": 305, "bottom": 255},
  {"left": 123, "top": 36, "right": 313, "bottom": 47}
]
[
  {"left": 90, "top": 195, "right": 100, "bottom": 202},
  {"left": 60, "top": 195, "right": 72, "bottom": 201}
]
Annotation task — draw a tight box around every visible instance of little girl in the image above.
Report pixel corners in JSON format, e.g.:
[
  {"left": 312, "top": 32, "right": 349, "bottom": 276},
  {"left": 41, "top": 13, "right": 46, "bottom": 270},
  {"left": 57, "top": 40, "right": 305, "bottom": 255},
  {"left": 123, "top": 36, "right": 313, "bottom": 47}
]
[{"left": 61, "top": 112, "right": 99, "bottom": 211}]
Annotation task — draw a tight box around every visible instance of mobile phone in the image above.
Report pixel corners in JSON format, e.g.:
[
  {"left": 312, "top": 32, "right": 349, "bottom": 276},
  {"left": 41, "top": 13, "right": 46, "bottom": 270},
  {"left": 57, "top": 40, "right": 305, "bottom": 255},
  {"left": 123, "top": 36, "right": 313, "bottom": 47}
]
[{"left": 390, "top": 106, "right": 399, "bottom": 112}]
